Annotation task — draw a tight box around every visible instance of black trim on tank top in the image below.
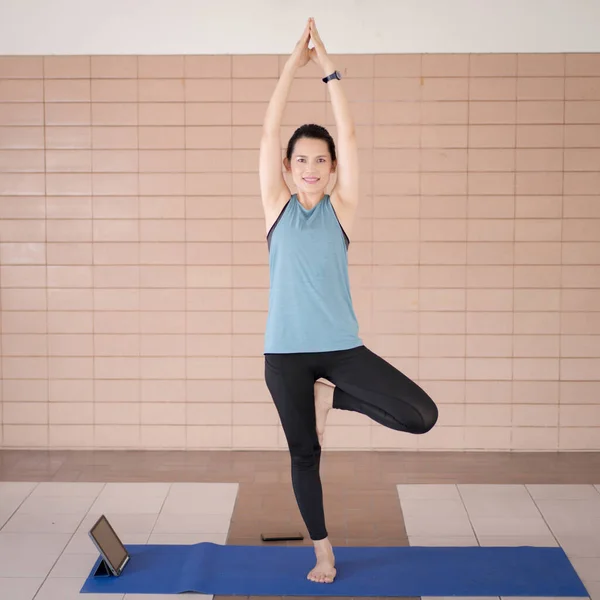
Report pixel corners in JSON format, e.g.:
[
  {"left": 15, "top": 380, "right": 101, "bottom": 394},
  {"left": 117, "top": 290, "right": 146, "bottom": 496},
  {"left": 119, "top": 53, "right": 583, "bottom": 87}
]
[
  {"left": 266, "top": 198, "right": 291, "bottom": 251},
  {"left": 265, "top": 194, "right": 350, "bottom": 251},
  {"left": 329, "top": 200, "right": 350, "bottom": 249}
]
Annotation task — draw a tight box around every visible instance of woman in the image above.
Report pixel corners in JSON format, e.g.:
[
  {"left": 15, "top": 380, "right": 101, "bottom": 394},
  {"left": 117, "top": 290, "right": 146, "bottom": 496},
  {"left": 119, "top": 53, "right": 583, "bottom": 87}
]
[{"left": 259, "top": 18, "right": 438, "bottom": 584}]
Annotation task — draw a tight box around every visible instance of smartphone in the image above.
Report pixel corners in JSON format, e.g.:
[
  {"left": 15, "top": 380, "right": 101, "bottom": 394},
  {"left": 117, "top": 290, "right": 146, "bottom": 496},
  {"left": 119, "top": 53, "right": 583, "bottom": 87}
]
[{"left": 260, "top": 531, "right": 304, "bottom": 542}]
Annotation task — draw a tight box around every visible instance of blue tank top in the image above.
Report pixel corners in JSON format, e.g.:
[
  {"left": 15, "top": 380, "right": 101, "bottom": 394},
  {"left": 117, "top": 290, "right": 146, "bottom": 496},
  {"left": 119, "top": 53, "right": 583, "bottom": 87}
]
[{"left": 264, "top": 194, "right": 363, "bottom": 354}]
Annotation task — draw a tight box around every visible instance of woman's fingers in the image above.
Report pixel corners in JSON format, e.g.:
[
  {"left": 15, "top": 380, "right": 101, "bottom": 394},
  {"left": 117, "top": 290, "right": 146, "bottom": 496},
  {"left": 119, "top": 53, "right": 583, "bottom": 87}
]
[
  {"left": 297, "top": 19, "right": 310, "bottom": 46},
  {"left": 309, "top": 18, "right": 321, "bottom": 40},
  {"left": 303, "top": 19, "right": 311, "bottom": 41},
  {"left": 309, "top": 19, "right": 325, "bottom": 53}
]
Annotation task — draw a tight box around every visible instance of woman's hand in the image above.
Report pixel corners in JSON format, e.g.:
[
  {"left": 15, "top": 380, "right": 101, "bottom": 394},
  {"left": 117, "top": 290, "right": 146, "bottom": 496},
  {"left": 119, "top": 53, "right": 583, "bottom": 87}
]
[
  {"left": 308, "top": 18, "right": 335, "bottom": 74},
  {"left": 287, "top": 19, "right": 311, "bottom": 71}
]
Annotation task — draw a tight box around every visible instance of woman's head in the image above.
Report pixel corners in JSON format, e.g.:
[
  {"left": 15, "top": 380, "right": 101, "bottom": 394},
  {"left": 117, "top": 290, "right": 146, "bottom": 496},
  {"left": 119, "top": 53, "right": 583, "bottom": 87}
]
[{"left": 284, "top": 124, "right": 337, "bottom": 194}]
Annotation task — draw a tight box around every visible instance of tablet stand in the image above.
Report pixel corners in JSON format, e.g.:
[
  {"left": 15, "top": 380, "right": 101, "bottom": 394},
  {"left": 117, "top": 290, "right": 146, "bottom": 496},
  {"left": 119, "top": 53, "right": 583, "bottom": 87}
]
[{"left": 93, "top": 558, "right": 114, "bottom": 578}]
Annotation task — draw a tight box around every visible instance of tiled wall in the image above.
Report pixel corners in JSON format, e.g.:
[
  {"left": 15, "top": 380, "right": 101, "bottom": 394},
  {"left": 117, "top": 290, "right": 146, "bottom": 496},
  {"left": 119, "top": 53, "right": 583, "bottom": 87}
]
[{"left": 0, "top": 53, "right": 599, "bottom": 451}]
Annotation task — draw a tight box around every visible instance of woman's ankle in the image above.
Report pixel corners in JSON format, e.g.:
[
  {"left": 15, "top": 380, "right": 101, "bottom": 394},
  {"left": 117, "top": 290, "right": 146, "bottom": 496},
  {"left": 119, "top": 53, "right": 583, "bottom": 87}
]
[{"left": 312, "top": 536, "right": 332, "bottom": 549}]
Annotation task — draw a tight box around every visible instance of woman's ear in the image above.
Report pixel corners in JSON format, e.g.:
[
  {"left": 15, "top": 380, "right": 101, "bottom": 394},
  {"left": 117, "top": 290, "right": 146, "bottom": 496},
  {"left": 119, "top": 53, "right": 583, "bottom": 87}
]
[
  {"left": 331, "top": 159, "right": 337, "bottom": 173},
  {"left": 283, "top": 157, "right": 290, "bottom": 171}
]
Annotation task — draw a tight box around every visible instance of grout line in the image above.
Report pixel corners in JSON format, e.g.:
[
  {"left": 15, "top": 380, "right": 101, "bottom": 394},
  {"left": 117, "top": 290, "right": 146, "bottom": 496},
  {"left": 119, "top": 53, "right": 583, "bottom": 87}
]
[
  {"left": 31, "top": 482, "right": 109, "bottom": 600},
  {"left": 43, "top": 56, "right": 49, "bottom": 449},
  {"left": 136, "top": 55, "right": 141, "bottom": 450},
  {"left": 558, "top": 54, "right": 566, "bottom": 450},
  {"left": 464, "top": 55, "right": 471, "bottom": 446},
  {"left": 455, "top": 483, "right": 480, "bottom": 545},
  {"left": 90, "top": 56, "right": 96, "bottom": 451},
  {"left": 510, "top": 55, "right": 517, "bottom": 450},
  {"left": 370, "top": 53, "right": 375, "bottom": 449},
  {"left": 184, "top": 56, "right": 189, "bottom": 451},
  {"left": 416, "top": 53, "right": 423, "bottom": 450},
  {"left": 148, "top": 481, "right": 172, "bottom": 542},
  {"left": 230, "top": 55, "right": 234, "bottom": 447},
  {"left": 523, "top": 483, "right": 562, "bottom": 549}
]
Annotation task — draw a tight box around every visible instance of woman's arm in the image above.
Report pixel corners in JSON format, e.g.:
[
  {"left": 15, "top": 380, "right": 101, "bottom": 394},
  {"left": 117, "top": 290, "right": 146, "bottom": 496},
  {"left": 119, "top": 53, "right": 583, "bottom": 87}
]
[
  {"left": 259, "top": 20, "right": 311, "bottom": 208},
  {"left": 310, "top": 19, "right": 359, "bottom": 207}
]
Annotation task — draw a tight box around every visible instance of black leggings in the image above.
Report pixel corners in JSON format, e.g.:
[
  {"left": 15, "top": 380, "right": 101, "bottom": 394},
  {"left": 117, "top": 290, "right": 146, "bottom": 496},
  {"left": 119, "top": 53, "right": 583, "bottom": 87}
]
[{"left": 264, "top": 344, "right": 438, "bottom": 541}]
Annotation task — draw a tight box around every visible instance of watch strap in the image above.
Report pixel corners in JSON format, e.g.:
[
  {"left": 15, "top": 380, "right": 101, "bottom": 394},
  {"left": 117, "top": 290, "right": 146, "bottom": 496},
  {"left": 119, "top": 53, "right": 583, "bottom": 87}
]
[{"left": 322, "top": 71, "right": 341, "bottom": 83}]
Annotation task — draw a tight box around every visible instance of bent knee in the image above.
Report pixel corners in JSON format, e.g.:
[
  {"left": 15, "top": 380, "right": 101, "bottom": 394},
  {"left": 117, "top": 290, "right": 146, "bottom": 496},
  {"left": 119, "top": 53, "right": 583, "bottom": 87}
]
[
  {"left": 290, "top": 448, "right": 321, "bottom": 471},
  {"left": 413, "top": 396, "right": 438, "bottom": 434}
]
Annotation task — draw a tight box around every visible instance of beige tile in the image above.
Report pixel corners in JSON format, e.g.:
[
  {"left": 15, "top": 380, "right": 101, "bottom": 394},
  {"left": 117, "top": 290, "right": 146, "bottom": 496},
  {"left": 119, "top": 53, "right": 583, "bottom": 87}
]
[
  {"left": 36, "top": 577, "right": 124, "bottom": 599},
  {"left": 0, "top": 577, "right": 44, "bottom": 600},
  {"left": 401, "top": 498, "right": 473, "bottom": 536},
  {"left": 469, "top": 515, "right": 553, "bottom": 537},
  {"left": 397, "top": 484, "right": 460, "bottom": 500},
  {"left": 527, "top": 484, "right": 600, "bottom": 501},
  {"left": 478, "top": 535, "right": 558, "bottom": 546},
  {"left": 409, "top": 535, "right": 477, "bottom": 546}
]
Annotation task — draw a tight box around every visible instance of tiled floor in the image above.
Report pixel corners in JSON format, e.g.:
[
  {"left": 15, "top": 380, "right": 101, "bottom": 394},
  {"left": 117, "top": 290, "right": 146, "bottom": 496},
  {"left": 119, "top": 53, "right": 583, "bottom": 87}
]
[
  {"left": 399, "top": 483, "right": 600, "bottom": 600},
  {"left": 1, "top": 450, "right": 600, "bottom": 599},
  {"left": 0, "top": 481, "right": 236, "bottom": 599}
]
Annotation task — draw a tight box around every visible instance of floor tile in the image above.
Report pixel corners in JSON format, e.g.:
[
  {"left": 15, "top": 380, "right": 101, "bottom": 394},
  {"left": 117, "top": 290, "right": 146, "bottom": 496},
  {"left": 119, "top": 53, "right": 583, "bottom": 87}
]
[
  {"left": 0, "top": 577, "right": 43, "bottom": 600},
  {"left": 584, "top": 581, "right": 600, "bottom": 600},
  {"left": 2, "top": 513, "right": 82, "bottom": 534},
  {"left": 396, "top": 484, "right": 460, "bottom": 500},
  {"left": 0, "top": 482, "right": 36, "bottom": 528},
  {"left": 477, "top": 534, "right": 558, "bottom": 546},
  {"left": 34, "top": 577, "right": 124, "bottom": 600},
  {"left": 48, "top": 552, "right": 99, "bottom": 578},
  {"left": 0, "top": 532, "right": 71, "bottom": 554},
  {"left": 570, "top": 557, "right": 600, "bottom": 582},
  {"left": 152, "top": 512, "right": 232, "bottom": 534},
  {"left": 162, "top": 482, "right": 238, "bottom": 515},
  {"left": 99, "top": 483, "right": 171, "bottom": 498},
  {"left": 461, "top": 496, "right": 542, "bottom": 519},
  {"left": 408, "top": 535, "right": 478, "bottom": 546},
  {"left": 0, "top": 482, "right": 37, "bottom": 496},
  {"left": 0, "top": 550, "right": 62, "bottom": 578},
  {"left": 535, "top": 499, "right": 600, "bottom": 537},
  {"left": 0, "top": 509, "right": 16, "bottom": 529},
  {"left": 17, "top": 495, "right": 96, "bottom": 515},
  {"left": 458, "top": 484, "right": 531, "bottom": 501},
  {"left": 527, "top": 484, "right": 600, "bottom": 501},
  {"left": 468, "top": 516, "right": 553, "bottom": 537},
  {"left": 31, "top": 482, "right": 105, "bottom": 498},
  {"left": 400, "top": 499, "right": 473, "bottom": 537},
  {"left": 560, "top": 536, "right": 600, "bottom": 558},
  {"left": 88, "top": 495, "right": 166, "bottom": 515}
]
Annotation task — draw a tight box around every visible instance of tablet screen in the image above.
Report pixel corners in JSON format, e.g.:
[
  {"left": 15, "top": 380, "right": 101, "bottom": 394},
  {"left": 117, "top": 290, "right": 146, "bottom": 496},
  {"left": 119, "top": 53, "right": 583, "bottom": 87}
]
[{"left": 89, "top": 515, "right": 129, "bottom": 572}]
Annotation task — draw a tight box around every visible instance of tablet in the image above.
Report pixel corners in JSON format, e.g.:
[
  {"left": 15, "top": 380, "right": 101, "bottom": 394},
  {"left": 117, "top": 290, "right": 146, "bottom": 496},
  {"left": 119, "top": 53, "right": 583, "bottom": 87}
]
[{"left": 88, "top": 515, "right": 130, "bottom": 576}]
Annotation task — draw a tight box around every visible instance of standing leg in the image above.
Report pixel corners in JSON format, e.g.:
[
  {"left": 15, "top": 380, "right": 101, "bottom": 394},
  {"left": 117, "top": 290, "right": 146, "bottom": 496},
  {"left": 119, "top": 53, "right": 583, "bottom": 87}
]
[
  {"left": 264, "top": 353, "right": 337, "bottom": 583},
  {"left": 324, "top": 345, "right": 438, "bottom": 433}
]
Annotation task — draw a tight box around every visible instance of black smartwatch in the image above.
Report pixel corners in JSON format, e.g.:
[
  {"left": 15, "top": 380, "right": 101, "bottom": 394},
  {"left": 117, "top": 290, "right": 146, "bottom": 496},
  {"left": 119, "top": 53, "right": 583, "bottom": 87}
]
[{"left": 322, "top": 70, "right": 342, "bottom": 83}]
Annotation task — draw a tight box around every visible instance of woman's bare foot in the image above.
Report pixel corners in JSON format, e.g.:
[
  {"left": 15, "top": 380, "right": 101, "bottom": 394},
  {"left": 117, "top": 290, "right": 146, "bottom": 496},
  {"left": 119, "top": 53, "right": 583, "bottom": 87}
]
[
  {"left": 314, "top": 380, "right": 334, "bottom": 446},
  {"left": 307, "top": 537, "right": 336, "bottom": 583}
]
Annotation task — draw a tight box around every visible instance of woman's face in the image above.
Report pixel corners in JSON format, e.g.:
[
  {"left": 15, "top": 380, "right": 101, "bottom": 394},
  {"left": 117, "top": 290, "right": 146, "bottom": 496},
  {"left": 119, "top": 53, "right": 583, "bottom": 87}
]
[{"left": 285, "top": 137, "right": 335, "bottom": 194}]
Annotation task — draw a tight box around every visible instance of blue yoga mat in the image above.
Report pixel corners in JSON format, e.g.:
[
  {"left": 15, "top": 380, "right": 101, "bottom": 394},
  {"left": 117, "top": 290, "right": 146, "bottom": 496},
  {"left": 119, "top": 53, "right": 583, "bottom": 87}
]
[{"left": 80, "top": 543, "right": 589, "bottom": 596}]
